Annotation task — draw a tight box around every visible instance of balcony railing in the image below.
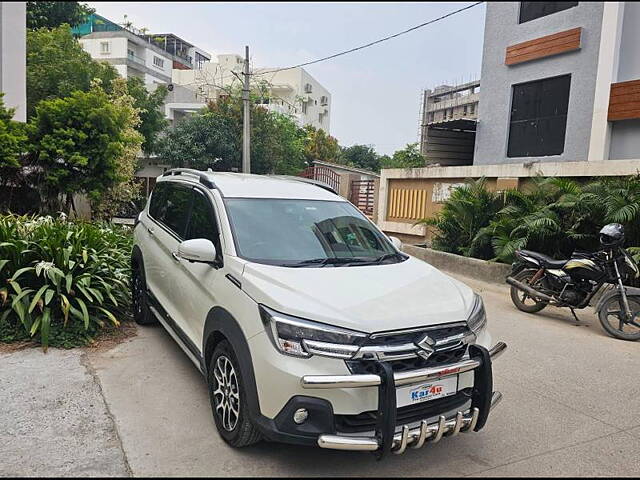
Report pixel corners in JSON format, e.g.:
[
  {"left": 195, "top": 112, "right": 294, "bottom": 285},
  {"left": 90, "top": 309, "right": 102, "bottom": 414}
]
[{"left": 127, "top": 52, "right": 146, "bottom": 66}]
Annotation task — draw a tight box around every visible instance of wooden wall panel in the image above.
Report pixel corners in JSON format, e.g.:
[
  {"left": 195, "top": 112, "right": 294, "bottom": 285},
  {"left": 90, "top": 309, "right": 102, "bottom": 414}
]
[
  {"left": 608, "top": 79, "right": 640, "bottom": 121},
  {"left": 505, "top": 28, "right": 581, "bottom": 66}
]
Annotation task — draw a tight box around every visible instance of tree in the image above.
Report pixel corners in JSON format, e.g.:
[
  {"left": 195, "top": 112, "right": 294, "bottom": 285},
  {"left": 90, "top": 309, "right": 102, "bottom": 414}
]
[
  {"left": 302, "top": 125, "right": 340, "bottom": 165},
  {"left": 91, "top": 78, "right": 145, "bottom": 219},
  {"left": 29, "top": 81, "right": 142, "bottom": 214},
  {"left": 0, "top": 94, "right": 29, "bottom": 169},
  {"left": 157, "top": 93, "right": 306, "bottom": 175},
  {"left": 155, "top": 110, "right": 237, "bottom": 171},
  {"left": 26, "top": 1, "right": 94, "bottom": 30},
  {"left": 338, "top": 144, "right": 381, "bottom": 172},
  {"left": 26, "top": 25, "right": 118, "bottom": 117},
  {"left": 125, "top": 77, "right": 168, "bottom": 155},
  {"left": 380, "top": 143, "right": 425, "bottom": 169}
]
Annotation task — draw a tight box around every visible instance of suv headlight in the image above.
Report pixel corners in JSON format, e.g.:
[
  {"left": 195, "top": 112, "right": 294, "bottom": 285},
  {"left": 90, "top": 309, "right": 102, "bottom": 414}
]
[
  {"left": 259, "top": 305, "right": 368, "bottom": 359},
  {"left": 467, "top": 293, "right": 487, "bottom": 335}
]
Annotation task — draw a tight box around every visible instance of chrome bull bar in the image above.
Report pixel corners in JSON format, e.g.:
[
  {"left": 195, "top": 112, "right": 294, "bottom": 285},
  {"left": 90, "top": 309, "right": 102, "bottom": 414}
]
[
  {"left": 317, "top": 391, "right": 502, "bottom": 453},
  {"left": 302, "top": 342, "right": 507, "bottom": 457}
]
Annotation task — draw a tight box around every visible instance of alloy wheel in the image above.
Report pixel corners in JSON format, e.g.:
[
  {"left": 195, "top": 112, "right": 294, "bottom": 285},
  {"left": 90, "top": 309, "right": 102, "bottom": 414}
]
[{"left": 213, "top": 355, "right": 240, "bottom": 432}]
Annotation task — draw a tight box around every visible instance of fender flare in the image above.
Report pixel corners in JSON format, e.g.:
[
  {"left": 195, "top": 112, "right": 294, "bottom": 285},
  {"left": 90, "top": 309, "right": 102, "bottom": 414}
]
[
  {"left": 203, "top": 306, "right": 261, "bottom": 418},
  {"left": 131, "top": 245, "right": 143, "bottom": 268}
]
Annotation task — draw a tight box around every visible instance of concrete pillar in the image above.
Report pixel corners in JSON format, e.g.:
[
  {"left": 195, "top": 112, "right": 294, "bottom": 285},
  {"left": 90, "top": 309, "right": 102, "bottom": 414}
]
[
  {"left": 0, "top": 2, "right": 26, "bottom": 121},
  {"left": 588, "top": 2, "right": 625, "bottom": 161}
]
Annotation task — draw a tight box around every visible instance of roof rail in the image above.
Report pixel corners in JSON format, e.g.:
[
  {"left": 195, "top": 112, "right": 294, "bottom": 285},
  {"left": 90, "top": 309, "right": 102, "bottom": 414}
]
[
  {"left": 162, "top": 168, "right": 216, "bottom": 189},
  {"left": 268, "top": 175, "right": 338, "bottom": 195}
]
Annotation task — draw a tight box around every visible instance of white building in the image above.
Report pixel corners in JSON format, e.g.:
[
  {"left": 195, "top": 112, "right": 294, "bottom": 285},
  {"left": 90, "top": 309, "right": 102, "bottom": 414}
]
[
  {"left": 74, "top": 14, "right": 211, "bottom": 86},
  {"left": 172, "top": 54, "right": 332, "bottom": 131},
  {"left": 0, "top": 1, "right": 26, "bottom": 121},
  {"left": 79, "top": 31, "right": 174, "bottom": 85}
]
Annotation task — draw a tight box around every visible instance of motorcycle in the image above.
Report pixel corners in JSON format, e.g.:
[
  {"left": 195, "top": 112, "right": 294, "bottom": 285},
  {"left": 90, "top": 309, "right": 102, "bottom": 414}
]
[{"left": 506, "top": 223, "right": 640, "bottom": 341}]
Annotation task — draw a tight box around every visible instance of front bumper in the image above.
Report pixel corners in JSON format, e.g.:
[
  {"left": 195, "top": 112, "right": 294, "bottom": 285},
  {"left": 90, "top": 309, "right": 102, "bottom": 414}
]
[{"left": 301, "top": 342, "right": 507, "bottom": 456}]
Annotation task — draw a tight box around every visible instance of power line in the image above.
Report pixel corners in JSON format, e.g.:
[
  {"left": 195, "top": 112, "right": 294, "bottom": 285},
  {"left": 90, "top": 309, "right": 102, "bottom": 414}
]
[{"left": 253, "top": 2, "right": 483, "bottom": 76}]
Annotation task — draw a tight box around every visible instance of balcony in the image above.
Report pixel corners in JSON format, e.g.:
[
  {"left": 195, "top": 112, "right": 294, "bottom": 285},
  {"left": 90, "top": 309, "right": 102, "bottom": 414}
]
[{"left": 127, "top": 51, "right": 146, "bottom": 66}]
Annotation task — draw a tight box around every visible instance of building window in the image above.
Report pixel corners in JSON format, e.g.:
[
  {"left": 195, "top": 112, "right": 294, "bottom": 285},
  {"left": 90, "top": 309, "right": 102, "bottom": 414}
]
[
  {"left": 153, "top": 56, "right": 164, "bottom": 68},
  {"left": 519, "top": 2, "right": 578, "bottom": 23},
  {"left": 470, "top": 103, "right": 475, "bottom": 115},
  {"left": 100, "top": 41, "right": 110, "bottom": 54},
  {"left": 463, "top": 105, "right": 468, "bottom": 116},
  {"left": 507, "top": 74, "right": 571, "bottom": 158}
]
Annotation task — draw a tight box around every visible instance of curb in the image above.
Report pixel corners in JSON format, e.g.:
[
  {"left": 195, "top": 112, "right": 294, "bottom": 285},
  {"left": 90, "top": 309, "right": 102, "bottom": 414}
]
[{"left": 402, "top": 245, "right": 511, "bottom": 285}]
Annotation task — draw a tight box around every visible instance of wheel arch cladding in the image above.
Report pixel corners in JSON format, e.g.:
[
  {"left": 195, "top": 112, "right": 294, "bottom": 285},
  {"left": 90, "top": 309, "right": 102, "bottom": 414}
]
[
  {"left": 131, "top": 245, "right": 143, "bottom": 267},
  {"left": 203, "top": 306, "right": 261, "bottom": 418}
]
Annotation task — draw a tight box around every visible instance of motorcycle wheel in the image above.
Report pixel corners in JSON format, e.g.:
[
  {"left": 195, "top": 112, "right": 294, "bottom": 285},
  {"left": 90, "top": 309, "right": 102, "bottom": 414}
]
[
  {"left": 510, "top": 269, "right": 548, "bottom": 313},
  {"left": 598, "top": 294, "right": 640, "bottom": 341}
]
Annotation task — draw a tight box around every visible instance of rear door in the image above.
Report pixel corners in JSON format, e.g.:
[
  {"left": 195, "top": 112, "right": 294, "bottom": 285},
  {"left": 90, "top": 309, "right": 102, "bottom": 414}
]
[{"left": 144, "top": 181, "right": 193, "bottom": 330}]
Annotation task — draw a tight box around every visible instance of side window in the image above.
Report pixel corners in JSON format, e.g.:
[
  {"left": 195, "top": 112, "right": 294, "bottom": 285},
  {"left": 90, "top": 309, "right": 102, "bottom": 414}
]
[
  {"left": 148, "top": 182, "right": 168, "bottom": 220},
  {"left": 159, "top": 183, "right": 192, "bottom": 238},
  {"left": 186, "top": 190, "right": 219, "bottom": 245}
]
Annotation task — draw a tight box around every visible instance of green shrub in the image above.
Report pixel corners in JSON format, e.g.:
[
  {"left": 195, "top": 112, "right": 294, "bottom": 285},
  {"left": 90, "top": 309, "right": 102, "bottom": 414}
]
[
  {"left": 414, "top": 178, "right": 502, "bottom": 259},
  {"left": 418, "top": 175, "right": 640, "bottom": 264},
  {"left": 0, "top": 214, "right": 132, "bottom": 351}
]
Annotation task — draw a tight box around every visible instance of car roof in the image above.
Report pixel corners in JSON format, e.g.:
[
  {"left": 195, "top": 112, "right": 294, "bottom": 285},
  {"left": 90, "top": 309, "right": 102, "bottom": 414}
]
[{"left": 158, "top": 170, "right": 343, "bottom": 201}]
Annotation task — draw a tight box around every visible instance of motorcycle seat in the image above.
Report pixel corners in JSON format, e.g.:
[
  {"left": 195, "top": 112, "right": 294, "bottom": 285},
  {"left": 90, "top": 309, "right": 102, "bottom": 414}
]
[{"left": 518, "top": 250, "right": 568, "bottom": 269}]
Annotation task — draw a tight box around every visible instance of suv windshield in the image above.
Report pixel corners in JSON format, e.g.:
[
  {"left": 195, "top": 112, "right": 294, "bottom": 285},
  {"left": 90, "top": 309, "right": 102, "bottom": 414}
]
[{"left": 224, "top": 198, "right": 404, "bottom": 266}]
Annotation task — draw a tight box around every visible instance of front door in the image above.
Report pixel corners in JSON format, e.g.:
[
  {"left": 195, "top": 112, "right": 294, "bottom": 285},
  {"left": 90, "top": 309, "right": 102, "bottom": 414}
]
[{"left": 177, "top": 188, "right": 224, "bottom": 351}]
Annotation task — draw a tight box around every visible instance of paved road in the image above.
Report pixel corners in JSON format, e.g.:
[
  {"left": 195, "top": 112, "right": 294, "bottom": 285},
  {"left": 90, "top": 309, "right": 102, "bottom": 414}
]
[{"left": 2, "top": 270, "right": 639, "bottom": 477}]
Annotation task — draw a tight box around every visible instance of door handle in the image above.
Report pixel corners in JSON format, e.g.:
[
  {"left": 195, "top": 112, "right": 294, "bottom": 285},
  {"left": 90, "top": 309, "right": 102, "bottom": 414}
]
[
  {"left": 171, "top": 251, "right": 181, "bottom": 262},
  {"left": 148, "top": 226, "right": 155, "bottom": 236}
]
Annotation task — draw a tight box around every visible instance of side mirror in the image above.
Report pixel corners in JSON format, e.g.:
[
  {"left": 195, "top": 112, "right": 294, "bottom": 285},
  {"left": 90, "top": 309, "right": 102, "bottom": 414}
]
[
  {"left": 388, "top": 236, "right": 402, "bottom": 250},
  {"left": 178, "top": 238, "right": 217, "bottom": 263}
]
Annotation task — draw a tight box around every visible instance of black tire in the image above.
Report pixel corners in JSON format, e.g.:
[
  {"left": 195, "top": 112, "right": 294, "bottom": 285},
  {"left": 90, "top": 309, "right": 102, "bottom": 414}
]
[
  {"left": 598, "top": 294, "right": 640, "bottom": 341},
  {"left": 131, "top": 260, "right": 156, "bottom": 325},
  {"left": 510, "top": 269, "right": 548, "bottom": 313},
  {"left": 208, "top": 340, "right": 261, "bottom": 447}
]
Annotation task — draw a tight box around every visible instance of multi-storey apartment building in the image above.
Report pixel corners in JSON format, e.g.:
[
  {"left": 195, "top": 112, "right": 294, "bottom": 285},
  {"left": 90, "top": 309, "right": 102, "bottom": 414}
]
[
  {"left": 172, "top": 54, "right": 332, "bottom": 131},
  {"left": 419, "top": 80, "right": 480, "bottom": 165},
  {"left": 73, "top": 14, "right": 211, "bottom": 85},
  {"left": 474, "top": 1, "right": 640, "bottom": 165}
]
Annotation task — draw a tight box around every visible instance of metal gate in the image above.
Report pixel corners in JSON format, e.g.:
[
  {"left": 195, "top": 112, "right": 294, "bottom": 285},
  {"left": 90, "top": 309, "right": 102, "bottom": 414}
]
[
  {"left": 349, "top": 180, "right": 375, "bottom": 216},
  {"left": 299, "top": 166, "right": 340, "bottom": 193}
]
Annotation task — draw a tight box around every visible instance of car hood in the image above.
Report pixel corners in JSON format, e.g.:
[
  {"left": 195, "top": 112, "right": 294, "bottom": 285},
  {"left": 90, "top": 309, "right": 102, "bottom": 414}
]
[{"left": 241, "top": 256, "right": 475, "bottom": 333}]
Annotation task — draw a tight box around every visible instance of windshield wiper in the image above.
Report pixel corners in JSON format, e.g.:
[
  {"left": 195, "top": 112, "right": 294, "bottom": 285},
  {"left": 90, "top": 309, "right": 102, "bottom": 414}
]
[
  {"left": 353, "top": 252, "right": 407, "bottom": 266},
  {"left": 286, "top": 257, "right": 371, "bottom": 267}
]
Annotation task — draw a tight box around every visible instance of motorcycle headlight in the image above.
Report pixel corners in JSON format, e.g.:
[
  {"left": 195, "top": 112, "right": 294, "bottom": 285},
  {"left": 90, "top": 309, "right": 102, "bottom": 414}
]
[
  {"left": 466, "top": 293, "right": 487, "bottom": 335},
  {"left": 259, "top": 305, "right": 368, "bottom": 359}
]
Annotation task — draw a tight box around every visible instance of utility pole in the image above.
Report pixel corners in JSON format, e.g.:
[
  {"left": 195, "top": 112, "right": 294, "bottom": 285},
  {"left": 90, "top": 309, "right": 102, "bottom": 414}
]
[{"left": 242, "top": 45, "right": 251, "bottom": 173}]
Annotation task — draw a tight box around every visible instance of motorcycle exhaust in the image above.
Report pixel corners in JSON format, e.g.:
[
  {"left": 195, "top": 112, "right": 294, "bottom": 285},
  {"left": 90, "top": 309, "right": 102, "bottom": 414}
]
[{"left": 506, "top": 276, "right": 555, "bottom": 303}]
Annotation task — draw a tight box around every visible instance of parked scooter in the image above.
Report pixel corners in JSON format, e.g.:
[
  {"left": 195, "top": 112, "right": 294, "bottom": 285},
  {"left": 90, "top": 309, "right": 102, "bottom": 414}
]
[{"left": 506, "top": 224, "right": 640, "bottom": 341}]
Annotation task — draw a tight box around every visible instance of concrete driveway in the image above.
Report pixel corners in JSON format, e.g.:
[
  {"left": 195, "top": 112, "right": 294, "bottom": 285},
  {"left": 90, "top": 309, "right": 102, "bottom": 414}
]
[{"left": 1, "top": 271, "right": 639, "bottom": 477}]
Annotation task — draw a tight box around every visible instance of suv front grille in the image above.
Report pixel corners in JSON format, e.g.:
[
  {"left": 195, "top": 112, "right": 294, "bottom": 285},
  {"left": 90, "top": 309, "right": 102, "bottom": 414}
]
[
  {"left": 346, "top": 323, "right": 472, "bottom": 373},
  {"left": 346, "top": 346, "right": 466, "bottom": 374}
]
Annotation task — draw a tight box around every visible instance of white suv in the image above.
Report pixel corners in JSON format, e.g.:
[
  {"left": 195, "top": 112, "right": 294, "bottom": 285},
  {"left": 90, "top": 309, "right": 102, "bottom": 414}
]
[{"left": 132, "top": 169, "right": 506, "bottom": 457}]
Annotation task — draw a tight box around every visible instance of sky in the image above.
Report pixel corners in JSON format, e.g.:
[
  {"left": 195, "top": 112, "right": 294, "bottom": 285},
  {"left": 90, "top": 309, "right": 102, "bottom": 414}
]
[{"left": 88, "top": 2, "right": 486, "bottom": 155}]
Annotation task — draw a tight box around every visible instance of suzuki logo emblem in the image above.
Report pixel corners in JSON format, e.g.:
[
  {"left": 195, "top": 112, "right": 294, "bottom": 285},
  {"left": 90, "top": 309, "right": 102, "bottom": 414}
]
[{"left": 415, "top": 334, "right": 435, "bottom": 359}]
